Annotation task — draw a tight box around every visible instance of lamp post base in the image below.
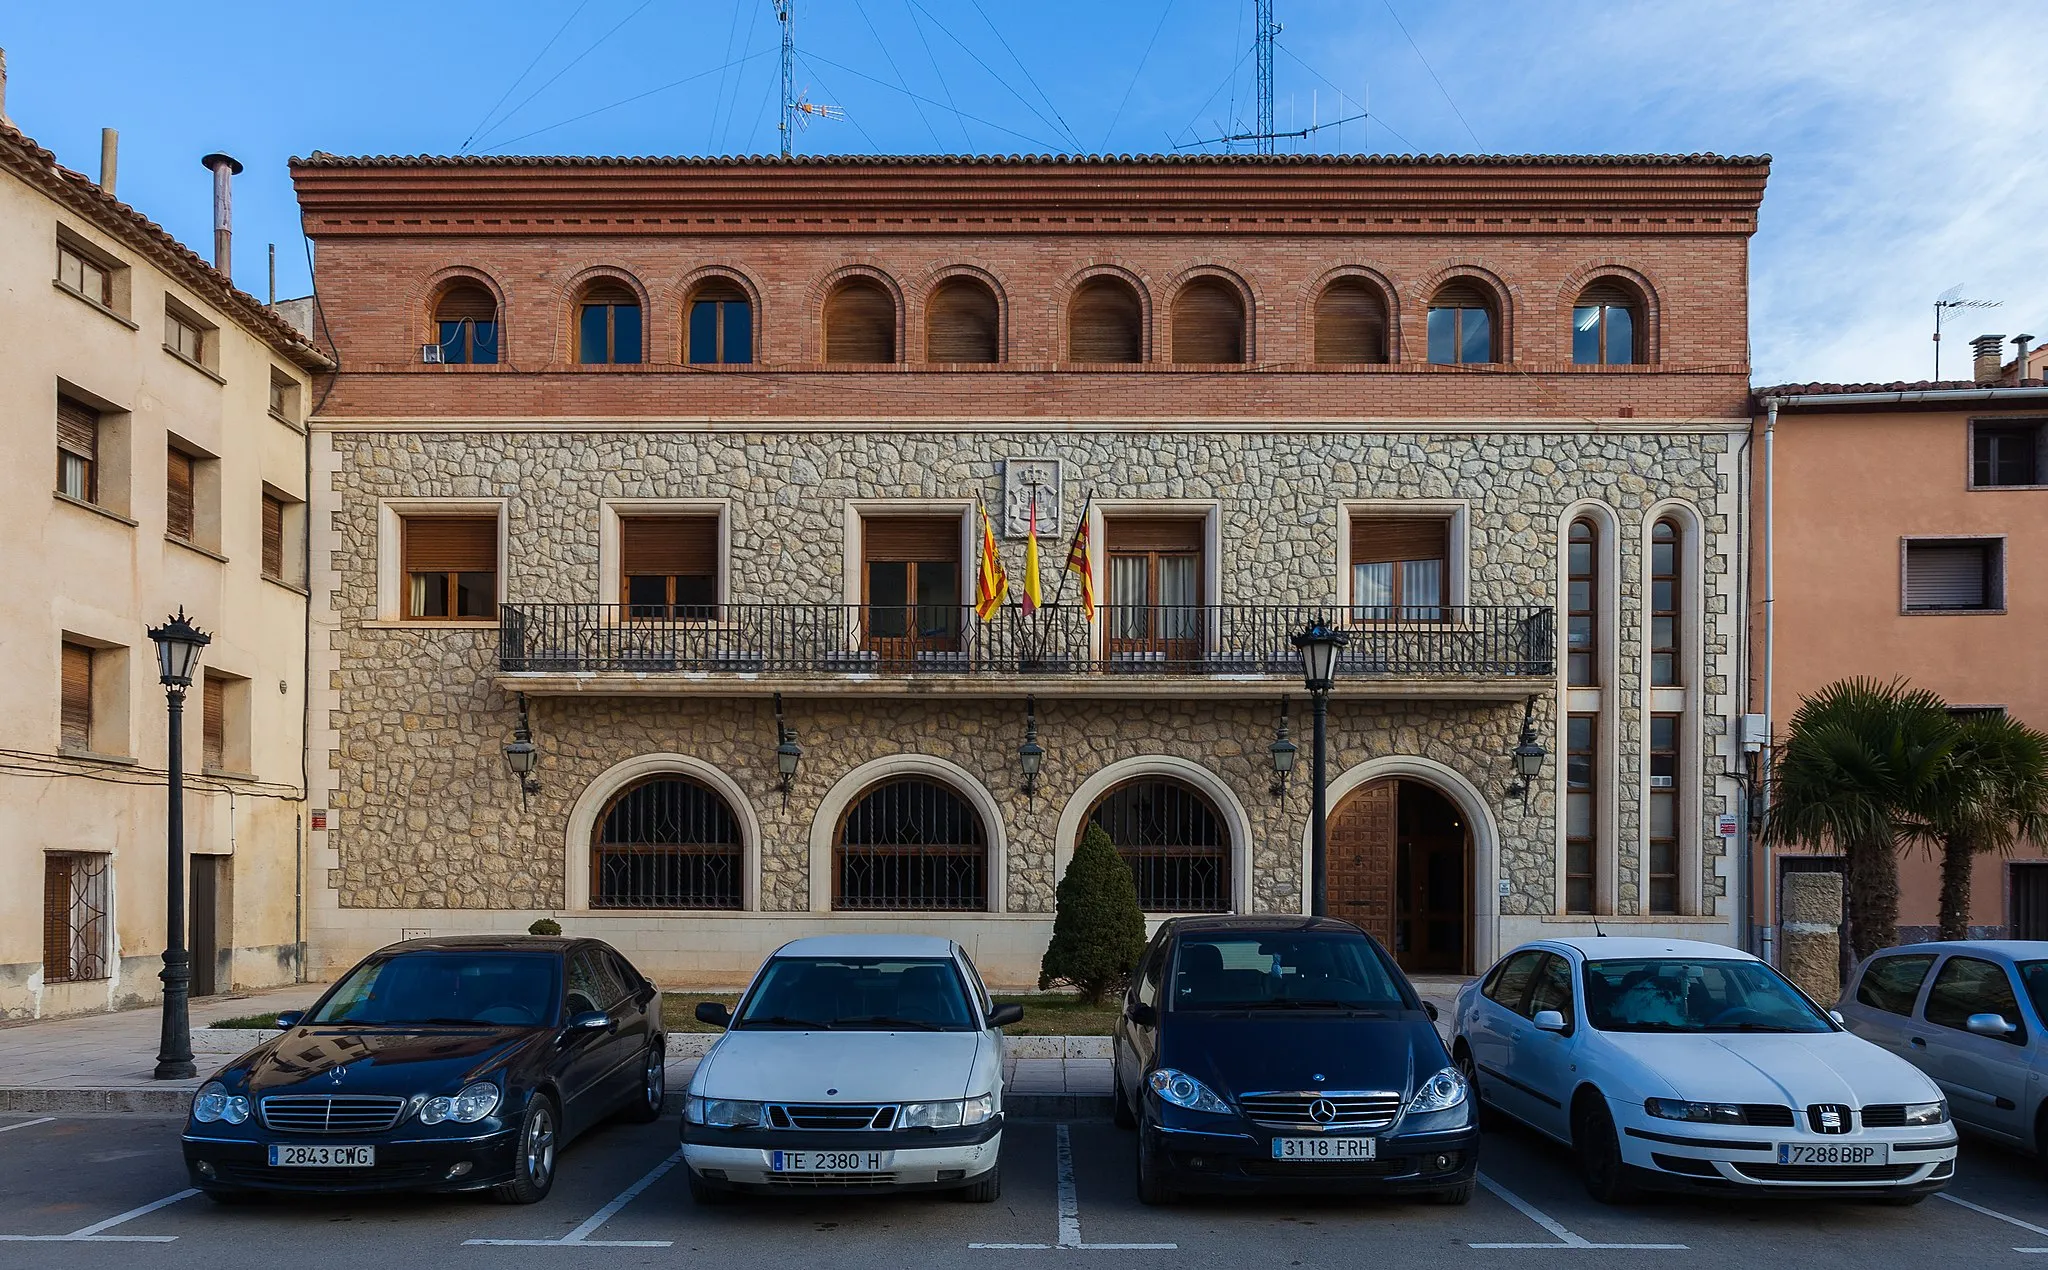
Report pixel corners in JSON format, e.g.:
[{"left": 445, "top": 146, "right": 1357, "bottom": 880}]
[{"left": 154, "top": 949, "right": 195, "bottom": 1080}]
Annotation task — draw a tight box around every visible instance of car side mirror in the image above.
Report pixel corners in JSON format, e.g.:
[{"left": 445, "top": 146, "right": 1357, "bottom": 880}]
[
  {"left": 987, "top": 1003, "right": 1024, "bottom": 1029},
  {"left": 1532, "top": 1009, "right": 1568, "bottom": 1033},
  {"left": 694, "top": 1001, "right": 732, "bottom": 1029},
  {"left": 1966, "top": 1012, "right": 2017, "bottom": 1037},
  {"left": 1423, "top": 1001, "right": 1440, "bottom": 1022},
  {"left": 274, "top": 1011, "right": 303, "bottom": 1029},
  {"left": 1828, "top": 1010, "right": 1846, "bottom": 1026},
  {"left": 1126, "top": 1002, "right": 1158, "bottom": 1028},
  {"left": 564, "top": 1010, "right": 615, "bottom": 1041}
]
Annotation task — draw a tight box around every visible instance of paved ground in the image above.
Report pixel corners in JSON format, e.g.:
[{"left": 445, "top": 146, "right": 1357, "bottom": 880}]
[{"left": 6, "top": 1109, "right": 2048, "bottom": 1269}]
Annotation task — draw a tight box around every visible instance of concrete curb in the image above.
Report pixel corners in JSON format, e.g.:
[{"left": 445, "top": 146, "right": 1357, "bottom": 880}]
[{"left": 0, "top": 1087, "right": 195, "bottom": 1114}]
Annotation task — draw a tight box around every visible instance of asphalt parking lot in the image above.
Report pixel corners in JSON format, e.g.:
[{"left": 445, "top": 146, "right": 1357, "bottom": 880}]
[{"left": 5, "top": 1110, "right": 2048, "bottom": 1268}]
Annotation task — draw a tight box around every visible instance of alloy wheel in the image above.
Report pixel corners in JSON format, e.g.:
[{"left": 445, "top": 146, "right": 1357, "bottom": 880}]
[
  {"left": 525, "top": 1104, "right": 557, "bottom": 1189},
  {"left": 646, "top": 1047, "right": 665, "bottom": 1111}
]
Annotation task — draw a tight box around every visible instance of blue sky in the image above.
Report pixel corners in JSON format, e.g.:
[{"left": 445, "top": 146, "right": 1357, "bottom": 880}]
[{"left": 4, "top": 1, "right": 2040, "bottom": 384}]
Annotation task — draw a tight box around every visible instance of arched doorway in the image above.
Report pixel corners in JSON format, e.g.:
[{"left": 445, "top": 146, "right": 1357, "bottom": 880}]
[{"left": 1327, "top": 778, "right": 1472, "bottom": 972}]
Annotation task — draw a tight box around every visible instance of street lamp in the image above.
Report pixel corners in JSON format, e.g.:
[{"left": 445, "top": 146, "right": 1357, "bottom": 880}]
[
  {"left": 1018, "top": 695, "right": 1045, "bottom": 799},
  {"left": 1505, "top": 696, "right": 1547, "bottom": 803},
  {"left": 146, "top": 607, "right": 210, "bottom": 1081},
  {"left": 1291, "top": 620, "right": 1349, "bottom": 918},
  {"left": 773, "top": 692, "right": 802, "bottom": 804},
  {"left": 503, "top": 692, "right": 540, "bottom": 808},
  {"left": 1268, "top": 696, "right": 1297, "bottom": 798}
]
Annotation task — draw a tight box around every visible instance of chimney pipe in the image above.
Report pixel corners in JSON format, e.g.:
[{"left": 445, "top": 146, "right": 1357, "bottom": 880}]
[
  {"left": 2015, "top": 335, "right": 2037, "bottom": 386},
  {"left": 1, "top": 47, "right": 10, "bottom": 124},
  {"left": 100, "top": 129, "right": 118, "bottom": 195},
  {"left": 1972, "top": 334, "right": 2006, "bottom": 386},
  {"left": 200, "top": 151, "right": 243, "bottom": 277}
]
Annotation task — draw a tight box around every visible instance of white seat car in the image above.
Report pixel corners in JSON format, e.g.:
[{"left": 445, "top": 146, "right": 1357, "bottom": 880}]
[
  {"left": 1451, "top": 938, "right": 1956, "bottom": 1204},
  {"left": 680, "top": 935, "right": 1018, "bottom": 1203}
]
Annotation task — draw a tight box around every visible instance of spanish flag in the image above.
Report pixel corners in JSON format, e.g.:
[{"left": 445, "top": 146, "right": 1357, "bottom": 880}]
[
  {"left": 1064, "top": 508, "right": 1096, "bottom": 619},
  {"left": 975, "top": 504, "right": 1008, "bottom": 621},
  {"left": 1021, "top": 495, "right": 1044, "bottom": 616}
]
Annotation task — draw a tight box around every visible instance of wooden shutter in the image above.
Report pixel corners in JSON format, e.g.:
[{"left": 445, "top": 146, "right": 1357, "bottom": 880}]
[
  {"left": 434, "top": 281, "right": 496, "bottom": 321},
  {"left": 1905, "top": 542, "right": 1992, "bottom": 608},
  {"left": 166, "top": 448, "right": 195, "bottom": 540},
  {"left": 581, "top": 278, "right": 637, "bottom": 307},
  {"left": 621, "top": 516, "right": 718, "bottom": 576},
  {"left": 57, "top": 397, "right": 100, "bottom": 458},
  {"left": 863, "top": 516, "right": 960, "bottom": 562},
  {"left": 1351, "top": 517, "right": 1448, "bottom": 566},
  {"left": 925, "top": 278, "right": 1000, "bottom": 364},
  {"left": 202, "top": 675, "right": 226, "bottom": 770},
  {"left": 1432, "top": 279, "right": 1490, "bottom": 310},
  {"left": 403, "top": 516, "right": 497, "bottom": 572},
  {"left": 692, "top": 278, "right": 747, "bottom": 304},
  {"left": 1576, "top": 279, "right": 1637, "bottom": 309},
  {"left": 44, "top": 856, "right": 72, "bottom": 980},
  {"left": 825, "top": 279, "right": 896, "bottom": 363},
  {"left": 61, "top": 643, "right": 92, "bottom": 749},
  {"left": 1105, "top": 517, "right": 1205, "bottom": 553},
  {"left": 1068, "top": 278, "right": 1143, "bottom": 363},
  {"left": 261, "top": 494, "right": 285, "bottom": 580},
  {"left": 1172, "top": 279, "right": 1246, "bottom": 364},
  {"left": 1315, "top": 279, "right": 1389, "bottom": 364}
]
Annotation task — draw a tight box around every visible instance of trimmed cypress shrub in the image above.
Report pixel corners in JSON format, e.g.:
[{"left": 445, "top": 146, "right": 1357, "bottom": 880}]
[
  {"left": 528, "top": 917, "right": 563, "bottom": 936},
  {"left": 1039, "top": 824, "right": 1147, "bottom": 1004}
]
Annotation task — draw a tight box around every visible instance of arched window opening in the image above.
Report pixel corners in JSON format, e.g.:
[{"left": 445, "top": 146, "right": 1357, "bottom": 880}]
[
  {"left": 925, "top": 277, "right": 1001, "bottom": 364},
  {"left": 432, "top": 281, "right": 498, "bottom": 364},
  {"left": 1171, "top": 277, "right": 1246, "bottom": 364},
  {"left": 1427, "top": 280, "right": 1496, "bottom": 365},
  {"left": 1313, "top": 278, "right": 1389, "bottom": 364},
  {"left": 835, "top": 777, "right": 986, "bottom": 911},
  {"left": 1567, "top": 518, "right": 1599, "bottom": 687},
  {"left": 1651, "top": 518, "right": 1681, "bottom": 686},
  {"left": 593, "top": 774, "right": 742, "bottom": 909},
  {"left": 578, "top": 279, "right": 642, "bottom": 365},
  {"left": 1067, "top": 276, "right": 1143, "bottom": 363},
  {"left": 1085, "top": 777, "right": 1228, "bottom": 913},
  {"left": 687, "top": 278, "right": 753, "bottom": 365},
  {"left": 1573, "top": 280, "right": 1641, "bottom": 365},
  {"left": 824, "top": 277, "right": 897, "bottom": 364}
]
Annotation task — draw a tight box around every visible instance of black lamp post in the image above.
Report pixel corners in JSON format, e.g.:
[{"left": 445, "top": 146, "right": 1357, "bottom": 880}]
[
  {"left": 1505, "top": 695, "right": 1547, "bottom": 803},
  {"left": 1268, "top": 696, "right": 1298, "bottom": 798},
  {"left": 147, "top": 607, "right": 210, "bottom": 1081},
  {"left": 1291, "top": 620, "right": 1349, "bottom": 918},
  {"left": 1018, "top": 695, "right": 1045, "bottom": 799},
  {"left": 503, "top": 692, "right": 541, "bottom": 808}
]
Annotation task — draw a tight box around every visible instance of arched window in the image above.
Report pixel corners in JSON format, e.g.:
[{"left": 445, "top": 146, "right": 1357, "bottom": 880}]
[
  {"left": 687, "top": 278, "right": 752, "bottom": 365},
  {"left": 835, "top": 777, "right": 986, "bottom": 910},
  {"left": 1067, "top": 276, "right": 1143, "bottom": 363},
  {"left": 1567, "top": 518, "right": 1599, "bottom": 687},
  {"left": 577, "top": 278, "right": 642, "bottom": 365},
  {"left": 925, "top": 276, "right": 1001, "bottom": 364},
  {"left": 1171, "top": 277, "right": 1246, "bottom": 364},
  {"left": 1085, "top": 777, "right": 1228, "bottom": 913},
  {"left": 1651, "top": 518, "right": 1681, "bottom": 686},
  {"left": 824, "top": 277, "right": 897, "bottom": 363},
  {"left": 592, "top": 774, "right": 742, "bottom": 909},
  {"left": 1427, "top": 280, "right": 1496, "bottom": 365},
  {"left": 432, "top": 280, "right": 498, "bottom": 364},
  {"left": 1573, "top": 280, "right": 1640, "bottom": 365},
  {"left": 1313, "top": 278, "right": 1389, "bottom": 364}
]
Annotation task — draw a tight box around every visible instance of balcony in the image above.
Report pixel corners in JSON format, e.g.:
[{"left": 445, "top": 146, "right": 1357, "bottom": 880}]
[{"left": 496, "top": 603, "right": 1554, "bottom": 698}]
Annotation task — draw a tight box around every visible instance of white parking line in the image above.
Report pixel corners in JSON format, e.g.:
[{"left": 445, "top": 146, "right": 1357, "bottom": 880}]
[
  {"left": 464, "top": 1149, "right": 679, "bottom": 1248},
  {"left": 969, "top": 1125, "right": 1176, "bottom": 1251},
  {"left": 1938, "top": 1192, "right": 2048, "bottom": 1253},
  {"left": 0, "top": 1117, "right": 55, "bottom": 1135},
  {"left": 1468, "top": 1174, "right": 1687, "bottom": 1251},
  {"left": 0, "top": 1187, "right": 197, "bottom": 1243}
]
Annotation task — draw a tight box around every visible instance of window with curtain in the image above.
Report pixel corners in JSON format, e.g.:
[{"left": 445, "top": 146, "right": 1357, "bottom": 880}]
[
  {"left": 1104, "top": 517, "right": 1204, "bottom": 656},
  {"left": 433, "top": 281, "right": 500, "bottom": 364},
  {"left": 577, "top": 279, "right": 642, "bottom": 365},
  {"left": 687, "top": 279, "right": 753, "bottom": 365},
  {"left": 1350, "top": 518, "right": 1447, "bottom": 620},
  {"left": 1568, "top": 518, "right": 1598, "bottom": 686},
  {"left": 1572, "top": 280, "right": 1640, "bottom": 365},
  {"left": 56, "top": 396, "right": 99, "bottom": 503},
  {"left": 403, "top": 514, "right": 498, "bottom": 620},
  {"left": 1427, "top": 280, "right": 1495, "bottom": 365},
  {"left": 1566, "top": 714, "right": 1596, "bottom": 914},
  {"left": 1651, "top": 519, "right": 1681, "bottom": 686}
]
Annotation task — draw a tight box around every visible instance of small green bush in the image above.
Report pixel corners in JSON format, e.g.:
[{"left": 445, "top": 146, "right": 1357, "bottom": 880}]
[
  {"left": 528, "top": 917, "right": 563, "bottom": 936},
  {"left": 1039, "top": 824, "right": 1146, "bottom": 1004}
]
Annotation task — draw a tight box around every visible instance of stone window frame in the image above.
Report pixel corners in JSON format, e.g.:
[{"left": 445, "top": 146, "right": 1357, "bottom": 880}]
[
  {"left": 374, "top": 497, "right": 509, "bottom": 626},
  {"left": 1054, "top": 754, "right": 1254, "bottom": 916},
  {"left": 1639, "top": 498, "right": 1708, "bottom": 916},
  {"left": 599, "top": 498, "right": 731, "bottom": 613},
  {"left": 807, "top": 754, "right": 1008, "bottom": 915},
  {"left": 1556, "top": 499, "right": 1620, "bottom": 916},
  {"left": 564, "top": 752, "right": 762, "bottom": 913},
  {"left": 1336, "top": 500, "right": 1471, "bottom": 615},
  {"left": 1083, "top": 499, "right": 1222, "bottom": 661}
]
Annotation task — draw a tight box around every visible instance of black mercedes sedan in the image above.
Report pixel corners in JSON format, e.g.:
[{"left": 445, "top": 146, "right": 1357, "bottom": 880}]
[
  {"left": 181, "top": 935, "right": 665, "bottom": 1203},
  {"left": 1112, "top": 915, "right": 1477, "bottom": 1205}
]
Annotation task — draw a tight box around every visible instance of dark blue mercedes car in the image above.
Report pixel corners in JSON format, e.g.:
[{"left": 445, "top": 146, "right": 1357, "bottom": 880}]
[
  {"left": 1112, "top": 916, "right": 1477, "bottom": 1204},
  {"left": 181, "top": 935, "right": 664, "bottom": 1204}
]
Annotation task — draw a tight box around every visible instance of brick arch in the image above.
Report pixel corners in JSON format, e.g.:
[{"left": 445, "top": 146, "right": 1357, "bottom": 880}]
[
  {"left": 1557, "top": 261, "right": 1663, "bottom": 364},
  {"left": 811, "top": 264, "right": 905, "bottom": 365},
  {"left": 1058, "top": 263, "right": 1154, "bottom": 363},
  {"left": 559, "top": 265, "right": 653, "bottom": 365},
  {"left": 670, "top": 266, "right": 763, "bottom": 363},
  {"left": 909, "top": 264, "right": 1008, "bottom": 365},
  {"left": 1409, "top": 262, "right": 1517, "bottom": 364},
  {"left": 415, "top": 266, "right": 507, "bottom": 354},
  {"left": 1302, "top": 265, "right": 1403, "bottom": 364},
  {"left": 1165, "top": 265, "right": 1257, "bottom": 364}
]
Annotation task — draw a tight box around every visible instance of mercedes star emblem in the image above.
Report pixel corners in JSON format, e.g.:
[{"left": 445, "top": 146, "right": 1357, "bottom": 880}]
[{"left": 1308, "top": 1098, "right": 1338, "bottom": 1124}]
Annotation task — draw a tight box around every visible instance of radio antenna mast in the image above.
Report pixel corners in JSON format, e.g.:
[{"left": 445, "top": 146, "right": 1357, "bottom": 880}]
[
  {"left": 1934, "top": 284, "right": 2001, "bottom": 381},
  {"left": 1254, "top": 0, "right": 1277, "bottom": 154},
  {"left": 774, "top": 2, "right": 840, "bottom": 158}
]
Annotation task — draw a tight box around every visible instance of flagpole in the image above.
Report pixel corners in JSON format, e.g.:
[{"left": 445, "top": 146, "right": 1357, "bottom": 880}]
[{"left": 1046, "top": 488, "right": 1093, "bottom": 612}]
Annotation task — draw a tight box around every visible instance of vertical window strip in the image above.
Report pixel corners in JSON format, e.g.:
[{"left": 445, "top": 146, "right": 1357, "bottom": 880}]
[
  {"left": 1651, "top": 519, "right": 1680, "bottom": 686},
  {"left": 1565, "top": 713, "right": 1596, "bottom": 914},
  {"left": 1567, "top": 519, "right": 1598, "bottom": 686},
  {"left": 1648, "top": 713, "right": 1680, "bottom": 914}
]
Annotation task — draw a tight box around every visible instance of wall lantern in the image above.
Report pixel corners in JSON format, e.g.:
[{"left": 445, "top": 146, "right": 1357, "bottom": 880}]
[
  {"left": 1505, "top": 696, "right": 1546, "bottom": 803},
  {"left": 1268, "top": 696, "right": 1298, "bottom": 798},
  {"left": 503, "top": 692, "right": 541, "bottom": 807},
  {"left": 773, "top": 692, "right": 802, "bottom": 803},
  {"left": 1018, "top": 695, "right": 1045, "bottom": 799}
]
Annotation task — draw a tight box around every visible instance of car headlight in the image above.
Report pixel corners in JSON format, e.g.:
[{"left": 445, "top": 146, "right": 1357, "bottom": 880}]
[
  {"left": 192, "top": 1081, "right": 251, "bottom": 1125},
  {"left": 1407, "top": 1066, "right": 1469, "bottom": 1115},
  {"left": 685, "top": 1097, "right": 767, "bottom": 1128},
  {"left": 1645, "top": 1098, "right": 1746, "bottom": 1125},
  {"left": 1147, "top": 1068, "right": 1232, "bottom": 1114},
  {"left": 1903, "top": 1100, "right": 1948, "bottom": 1126},
  {"left": 900, "top": 1094, "right": 995, "bottom": 1129},
  {"left": 419, "top": 1081, "right": 502, "bottom": 1125}
]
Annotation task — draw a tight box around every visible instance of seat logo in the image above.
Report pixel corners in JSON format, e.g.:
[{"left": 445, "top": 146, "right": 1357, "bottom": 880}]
[
  {"left": 1308, "top": 1098, "right": 1338, "bottom": 1124},
  {"left": 1809, "top": 1103, "right": 1850, "bottom": 1134}
]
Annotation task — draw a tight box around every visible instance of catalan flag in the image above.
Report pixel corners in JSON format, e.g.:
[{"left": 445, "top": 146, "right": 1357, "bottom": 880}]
[
  {"left": 1021, "top": 494, "right": 1044, "bottom": 616},
  {"left": 1063, "top": 502, "right": 1096, "bottom": 619},
  {"left": 975, "top": 504, "right": 1008, "bottom": 621}
]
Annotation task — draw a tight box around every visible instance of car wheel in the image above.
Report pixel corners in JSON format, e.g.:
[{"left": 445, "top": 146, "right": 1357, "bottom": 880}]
[
  {"left": 954, "top": 1166, "right": 1001, "bottom": 1203},
  {"left": 491, "top": 1094, "right": 559, "bottom": 1204},
  {"left": 618, "top": 1038, "right": 665, "bottom": 1124},
  {"left": 1571, "top": 1092, "right": 1638, "bottom": 1205},
  {"left": 1111, "top": 1055, "right": 1137, "bottom": 1131},
  {"left": 1451, "top": 1040, "right": 1494, "bottom": 1129},
  {"left": 687, "top": 1169, "right": 734, "bottom": 1206},
  {"left": 1134, "top": 1129, "right": 1176, "bottom": 1206},
  {"left": 1426, "top": 1179, "right": 1476, "bottom": 1206}
]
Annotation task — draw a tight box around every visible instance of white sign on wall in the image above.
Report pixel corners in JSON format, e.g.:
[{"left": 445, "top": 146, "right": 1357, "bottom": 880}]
[{"left": 1717, "top": 814, "right": 1740, "bottom": 838}]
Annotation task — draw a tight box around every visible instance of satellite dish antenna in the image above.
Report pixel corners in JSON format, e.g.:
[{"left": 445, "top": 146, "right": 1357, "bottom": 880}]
[{"left": 1934, "top": 283, "right": 2002, "bottom": 380}]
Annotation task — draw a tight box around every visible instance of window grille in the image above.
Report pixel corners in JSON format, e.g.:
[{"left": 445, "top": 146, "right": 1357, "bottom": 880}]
[
  {"left": 1086, "top": 778, "right": 1229, "bottom": 912},
  {"left": 42, "top": 853, "right": 109, "bottom": 982},
  {"left": 593, "top": 775, "right": 743, "bottom": 909},
  {"left": 835, "top": 778, "right": 987, "bottom": 911}
]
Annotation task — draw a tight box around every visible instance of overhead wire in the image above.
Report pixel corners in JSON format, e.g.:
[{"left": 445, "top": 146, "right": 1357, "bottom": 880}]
[
  {"left": 716, "top": 0, "right": 769, "bottom": 155},
  {"left": 792, "top": 54, "right": 889, "bottom": 153},
  {"left": 851, "top": 0, "right": 946, "bottom": 150},
  {"left": 706, "top": 0, "right": 751, "bottom": 153},
  {"left": 476, "top": 0, "right": 659, "bottom": 150},
  {"left": 900, "top": 0, "right": 974, "bottom": 152},
  {"left": 459, "top": 0, "right": 595, "bottom": 153},
  {"left": 1101, "top": 0, "right": 1177, "bottom": 152},
  {"left": 1276, "top": 43, "right": 1416, "bottom": 152},
  {"left": 799, "top": 51, "right": 1066, "bottom": 152},
  {"left": 1379, "top": 0, "right": 1480, "bottom": 149},
  {"left": 1171, "top": 45, "right": 1254, "bottom": 151},
  {"left": 964, "top": 0, "right": 1083, "bottom": 151},
  {"left": 902, "top": 0, "right": 1079, "bottom": 153},
  {"left": 481, "top": 49, "right": 774, "bottom": 152}
]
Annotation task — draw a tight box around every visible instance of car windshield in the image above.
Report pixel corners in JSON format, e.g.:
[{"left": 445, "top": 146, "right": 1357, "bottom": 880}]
[
  {"left": 734, "top": 957, "right": 978, "bottom": 1031},
  {"left": 1582, "top": 957, "right": 1832, "bottom": 1034},
  {"left": 310, "top": 952, "right": 561, "bottom": 1027},
  {"left": 2016, "top": 961, "right": 2048, "bottom": 1023},
  {"left": 1168, "top": 932, "right": 1411, "bottom": 1012}
]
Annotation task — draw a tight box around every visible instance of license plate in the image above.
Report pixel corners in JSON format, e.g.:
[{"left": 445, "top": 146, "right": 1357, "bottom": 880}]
[
  {"left": 1777, "top": 1142, "right": 1889, "bottom": 1166},
  {"left": 769, "top": 1150, "right": 890, "bottom": 1173},
  {"left": 269, "top": 1144, "right": 375, "bottom": 1168},
  {"left": 1270, "top": 1136, "right": 1376, "bottom": 1161}
]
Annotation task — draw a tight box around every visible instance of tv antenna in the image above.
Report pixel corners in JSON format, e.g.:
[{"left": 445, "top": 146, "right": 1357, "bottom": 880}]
[
  {"left": 774, "top": 1, "right": 842, "bottom": 158},
  {"left": 1934, "top": 284, "right": 2001, "bottom": 381}
]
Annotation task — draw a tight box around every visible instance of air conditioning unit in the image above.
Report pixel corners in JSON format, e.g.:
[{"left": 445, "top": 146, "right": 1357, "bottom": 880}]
[
  {"left": 1739, "top": 713, "right": 1770, "bottom": 752},
  {"left": 420, "top": 343, "right": 445, "bottom": 364},
  {"left": 1650, "top": 775, "right": 1675, "bottom": 788}
]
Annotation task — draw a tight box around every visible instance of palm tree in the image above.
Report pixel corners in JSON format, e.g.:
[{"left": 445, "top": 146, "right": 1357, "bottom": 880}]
[
  {"left": 1767, "top": 678, "right": 1955, "bottom": 960},
  {"left": 1926, "top": 712, "right": 2048, "bottom": 941}
]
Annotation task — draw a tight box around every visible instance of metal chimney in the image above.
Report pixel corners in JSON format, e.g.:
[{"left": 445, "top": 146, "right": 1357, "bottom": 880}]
[
  {"left": 100, "top": 129, "right": 117, "bottom": 195},
  {"left": 2015, "top": 335, "right": 2036, "bottom": 386},
  {"left": 1971, "top": 334, "right": 2006, "bottom": 386},
  {"left": 200, "top": 152, "right": 243, "bottom": 276},
  {"left": 0, "top": 48, "right": 9, "bottom": 125}
]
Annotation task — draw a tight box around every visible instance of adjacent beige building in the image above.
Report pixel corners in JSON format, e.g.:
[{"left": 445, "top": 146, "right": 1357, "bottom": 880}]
[{"left": 0, "top": 115, "right": 330, "bottom": 1018}]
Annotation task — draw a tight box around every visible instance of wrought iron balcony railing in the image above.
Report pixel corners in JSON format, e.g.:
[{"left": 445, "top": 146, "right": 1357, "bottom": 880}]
[{"left": 498, "top": 603, "right": 1554, "bottom": 680}]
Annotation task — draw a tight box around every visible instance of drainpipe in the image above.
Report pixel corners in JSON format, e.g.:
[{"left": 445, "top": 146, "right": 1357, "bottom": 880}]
[
  {"left": 1760, "top": 396, "right": 1779, "bottom": 966},
  {"left": 200, "top": 152, "right": 242, "bottom": 277},
  {"left": 1731, "top": 422, "right": 1753, "bottom": 958}
]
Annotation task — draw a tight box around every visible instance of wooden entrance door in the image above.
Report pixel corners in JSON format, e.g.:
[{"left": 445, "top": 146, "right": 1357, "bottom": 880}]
[
  {"left": 1327, "top": 780, "right": 1396, "bottom": 948},
  {"left": 1327, "top": 778, "right": 1469, "bottom": 972}
]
